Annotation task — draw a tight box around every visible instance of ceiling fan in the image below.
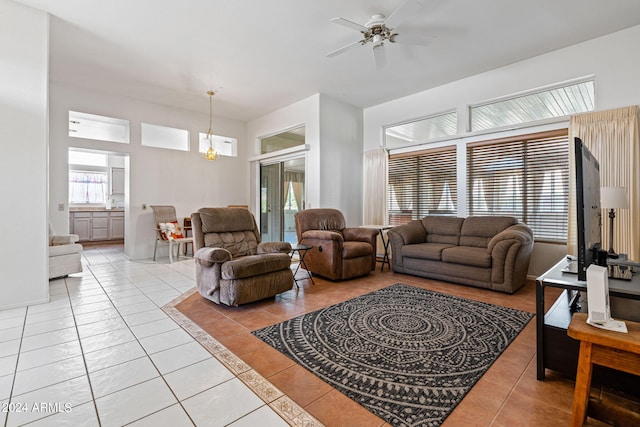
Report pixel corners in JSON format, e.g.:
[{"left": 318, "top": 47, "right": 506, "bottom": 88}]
[{"left": 326, "top": 0, "right": 426, "bottom": 69}]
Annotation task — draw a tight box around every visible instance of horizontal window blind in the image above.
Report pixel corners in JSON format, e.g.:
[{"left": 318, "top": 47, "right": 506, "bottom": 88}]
[
  {"left": 467, "top": 131, "right": 569, "bottom": 241},
  {"left": 388, "top": 147, "right": 457, "bottom": 225}
]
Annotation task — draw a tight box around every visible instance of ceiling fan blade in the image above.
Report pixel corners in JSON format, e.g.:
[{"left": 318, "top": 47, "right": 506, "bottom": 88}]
[
  {"left": 330, "top": 17, "right": 369, "bottom": 33},
  {"left": 373, "top": 44, "right": 388, "bottom": 69},
  {"left": 384, "top": 0, "right": 425, "bottom": 30},
  {"left": 326, "top": 40, "right": 363, "bottom": 58}
]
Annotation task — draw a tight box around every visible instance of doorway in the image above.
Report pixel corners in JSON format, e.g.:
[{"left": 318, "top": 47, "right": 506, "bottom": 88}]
[
  {"left": 68, "top": 148, "right": 129, "bottom": 245},
  {"left": 260, "top": 157, "right": 305, "bottom": 243}
]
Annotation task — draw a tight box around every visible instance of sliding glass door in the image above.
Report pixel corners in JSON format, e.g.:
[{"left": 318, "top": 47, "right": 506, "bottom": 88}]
[{"left": 260, "top": 157, "right": 305, "bottom": 243}]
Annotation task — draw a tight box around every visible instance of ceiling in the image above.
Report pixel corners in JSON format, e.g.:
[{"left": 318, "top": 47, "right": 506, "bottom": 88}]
[{"left": 13, "top": 0, "right": 640, "bottom": 122}]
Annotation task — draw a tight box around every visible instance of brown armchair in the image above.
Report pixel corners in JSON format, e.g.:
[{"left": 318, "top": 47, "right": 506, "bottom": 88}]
[
  {"left": 191, "top": 207, "right": 294, "bottom": 306},
  {"left": 294, "top": 208, "right": 378, "bottom": 280}
]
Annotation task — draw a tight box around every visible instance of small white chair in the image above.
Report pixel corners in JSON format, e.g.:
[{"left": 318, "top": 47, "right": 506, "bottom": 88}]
[
  {"left": 150, "top": 205, "right": 194, "bottom": 263},
  {"left": 49, "top": 223, "right": 83, "bottom": 279}
]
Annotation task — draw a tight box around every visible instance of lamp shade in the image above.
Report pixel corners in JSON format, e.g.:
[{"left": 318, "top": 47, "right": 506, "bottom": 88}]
[{"left": 600, "top": 186, "right": 629, "bottom": 209}]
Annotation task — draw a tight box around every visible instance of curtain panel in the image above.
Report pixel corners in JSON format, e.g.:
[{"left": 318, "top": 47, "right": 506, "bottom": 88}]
[
  {"left": 363, "top": 148, "right": 388, "bottom": 225},
  {"left": 567, "top": 105, "right": 640, "bottom": 260}
]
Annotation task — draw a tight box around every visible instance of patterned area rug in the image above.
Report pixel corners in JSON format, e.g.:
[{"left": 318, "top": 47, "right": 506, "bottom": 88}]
[{"left": 253, "top": 283, "right": 533, "bottom": 427}]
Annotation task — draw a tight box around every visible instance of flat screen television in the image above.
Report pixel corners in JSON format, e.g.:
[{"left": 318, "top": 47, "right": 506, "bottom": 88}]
[{"left": 574, "top": 137, "right": 602, "bottom": 281}]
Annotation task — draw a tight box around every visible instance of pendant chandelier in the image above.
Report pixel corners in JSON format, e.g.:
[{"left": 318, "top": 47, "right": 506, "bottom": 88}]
[{"left": 201, "top": 90, "right": 220, "bottom": 161}]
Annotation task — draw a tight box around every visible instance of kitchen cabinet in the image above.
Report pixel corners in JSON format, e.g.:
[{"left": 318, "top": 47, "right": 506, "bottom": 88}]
[
  {"left": 71, "top": 212, "right": 91, "bottom": 241},
  {"left": 109, "top": 211, "right": 124, "bottom": 239},
  {"left": 70, "top": 210, "right": 124, "bottom": 241},
  {"left": 110, "top": 167, "right": 125, "bottom": 195}
]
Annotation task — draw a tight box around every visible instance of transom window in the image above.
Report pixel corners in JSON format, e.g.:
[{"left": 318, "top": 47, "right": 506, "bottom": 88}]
[
  {"left": 198, "top": 133, "right": 238, "bottom": 157},
  {"left": 385, "top": 111, "right": 457, "bottom": 149},
  {"left": 141, "top": 123, "right": 189, "bottom": 151},
  {"left": 469, "top": 79, "right": 594, "bottom": 132},
  {"left": 69, "top": 111, "right": 130, "bottom": 144}
]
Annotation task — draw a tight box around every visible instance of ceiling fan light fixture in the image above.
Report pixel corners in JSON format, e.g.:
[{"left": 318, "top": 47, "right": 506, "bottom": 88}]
[
  {"left": 326, "top": 0, "right": 426, "bottom": 68},
  {"left": 201, "top": 90, "right": 220, "bottom": 161}
]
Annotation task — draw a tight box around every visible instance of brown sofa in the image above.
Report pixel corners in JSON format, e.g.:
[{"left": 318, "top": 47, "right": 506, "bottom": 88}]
[
  {"left": 191, "top": 207, "right": 294, "bottom": 306},
  {"left": 387, "top": 216, "right": 533, "bottom": 293},
  {"left": 294, "top": 208, "right": 379, "bottom": 280}
]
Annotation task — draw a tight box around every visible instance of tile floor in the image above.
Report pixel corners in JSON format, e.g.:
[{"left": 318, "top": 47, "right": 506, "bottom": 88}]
[
  {"left": 174, "top": 263, "right": 639, "bottom": 427},
  {"left": 0, "top": 245, "right": 290, "bottom": 427},
  {"left": 1, "top": 244, "right": 636, "bottom": 426}
]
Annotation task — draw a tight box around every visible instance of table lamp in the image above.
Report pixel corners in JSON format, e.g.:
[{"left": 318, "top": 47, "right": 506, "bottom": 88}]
[{"left": 600, "top": 186, "right": 629, "bottom": 258}]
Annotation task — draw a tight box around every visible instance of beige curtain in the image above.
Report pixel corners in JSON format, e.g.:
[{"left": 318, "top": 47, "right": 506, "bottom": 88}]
[
  {"left": 363, "top": 148, "right": 388, "bottom": 225},
  {"left": 283, "top": 171, "right": 304, "bottom": 210},
  {"left": 567, "top": 106, "right": 640, "bottom": 260}
]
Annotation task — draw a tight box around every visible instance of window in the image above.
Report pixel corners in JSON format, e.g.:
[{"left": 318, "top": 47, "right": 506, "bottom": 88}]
[
  {"left": 69, "top": 171, "right": 108, "bottom": 204},
  {"left": 467, "top": 130, "right": 569, "bottom": 241},
  {"left": 261, "top": 127, "right": 305, "bottom": 154},
  {"left": 385, "top": 111, "right": 457, "bottom": 149},
  {"left": 388, "top": 146, "right": 457, "bottom": 225},
  {"left": 69, "top": 111, "right": 130, "bottom": 144},
  {"left": 198, "top": 133, "right": 237, "bottom": 157},
  {"left": 141, "top": 123, "right": 189, "bottom": 151},
  {"left": 469, "top": 79, "right": 594, "bottom": 132},
  {"left": 284, "top": 182, "right": 299, "bottom": 211}
]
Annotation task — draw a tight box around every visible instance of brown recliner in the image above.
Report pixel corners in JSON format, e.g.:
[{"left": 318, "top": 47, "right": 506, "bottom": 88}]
[
  {"left": 294, "top": 208, "right": 379, "bottom": 280},
  {"left": 191, "top": 207, "right": 294, "bottom": 306}
]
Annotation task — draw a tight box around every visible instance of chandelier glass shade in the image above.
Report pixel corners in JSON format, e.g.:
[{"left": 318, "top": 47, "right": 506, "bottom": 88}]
[{"left": 201, "top": 90, "right": 220, "bottom": 161}]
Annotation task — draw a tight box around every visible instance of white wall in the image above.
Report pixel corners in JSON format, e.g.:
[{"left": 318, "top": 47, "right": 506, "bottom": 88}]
[
  {"left": 318, "top": 95, "right": 363, "bottom": 225},
  {"left": 0, "top": 0, "right": 49, "bottom": 309},
  {"left": 49, "top": 83, "right": 248, "bottom": 260},
  {"left": 363, "top": 24, "right": 640, "bottom": 277}
]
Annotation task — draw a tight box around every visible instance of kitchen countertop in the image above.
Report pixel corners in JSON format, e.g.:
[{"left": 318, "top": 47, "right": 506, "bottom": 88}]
[{"left": 69, "top": 207, "right": 124, "bottom": 212}]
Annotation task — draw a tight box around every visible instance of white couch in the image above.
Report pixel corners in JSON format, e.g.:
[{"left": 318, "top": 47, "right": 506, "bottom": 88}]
[{"left": 49, "top": 223, "right": 83, "bottom": 279}]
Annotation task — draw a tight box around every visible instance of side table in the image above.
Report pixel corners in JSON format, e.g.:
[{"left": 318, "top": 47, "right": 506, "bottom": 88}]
[
  {"left": 568, "top": 313, "right": 640, "bottom": 426},
  {"left": 183, "top": 217, "right": 193, "bottom": 255},
  {"left": 290, "top": 243, "right": 315, "bottom": 287},
  {"left": 361, "top": 225, "right": 393, "bottom": 271}
]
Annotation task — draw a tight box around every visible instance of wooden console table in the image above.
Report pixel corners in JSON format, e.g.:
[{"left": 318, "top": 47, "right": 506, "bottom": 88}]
[{"left": 568, "top": 313, "right": 640, "bottom": 426}]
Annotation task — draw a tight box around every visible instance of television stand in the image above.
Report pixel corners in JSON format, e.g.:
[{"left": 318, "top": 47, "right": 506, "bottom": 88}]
[{"left": 536, "top": 258, "right": 640, "bottom": 396}]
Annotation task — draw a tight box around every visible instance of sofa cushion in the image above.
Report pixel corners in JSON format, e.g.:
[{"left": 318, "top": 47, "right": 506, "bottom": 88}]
[
  {"left": 221, "top": 253, "right": 291, "bottom": 280},
  {"left": 422, "top": 217, "right": 464, "bottom": 245},
  {"left": 459, "top": 216, "right": 517, "bottom": 248},
  {"left": 441, "top": 246, "right": 491, "bottom": 268},
  {"left": 342, "top": 241, "right": 372, "bottom": 259},
  {"left": 402, "top": 243, "right": 455, "bottom": 261}
]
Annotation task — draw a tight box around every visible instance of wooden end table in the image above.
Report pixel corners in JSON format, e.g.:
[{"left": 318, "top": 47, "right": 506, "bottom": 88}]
[{"left": 568, "top": 313, "right": 640, "bottom": 426}]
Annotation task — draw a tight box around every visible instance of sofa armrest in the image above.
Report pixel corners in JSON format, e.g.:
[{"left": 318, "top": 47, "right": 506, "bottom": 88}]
[
  {"left": 194, "top": 247, "right": 232, "bottom": 267},
  {"left": 487, "top": 224, "right": 533, "bottom": 253},
  {"left": 258, "top": 241, "right": 292, "bottom": 254},
  {"left": 301, "top": 230, "right": 344, "bottom": 243},
  {"left": 51, "top": 234, "right": 80, "bottom": 246},
  {"left": 488, "top": 224, "right": 534, "bottom": 293},
  {"left": 343, "top": 227, "right": 379, "bottom": 244},
  {"left": 387, "top": 220, "right": 426, "bottom": 245}
]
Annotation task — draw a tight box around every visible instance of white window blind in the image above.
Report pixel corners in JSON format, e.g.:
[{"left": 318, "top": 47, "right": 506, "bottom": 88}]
[
  {"left": 467, "top": 130, "right": 569, "bottom": 241},
  {"left": 388, "top": 146, "right": 457, "bottom": 225}
]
